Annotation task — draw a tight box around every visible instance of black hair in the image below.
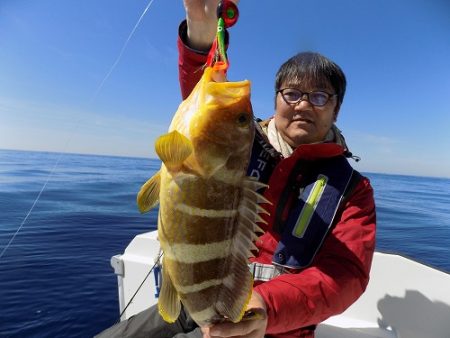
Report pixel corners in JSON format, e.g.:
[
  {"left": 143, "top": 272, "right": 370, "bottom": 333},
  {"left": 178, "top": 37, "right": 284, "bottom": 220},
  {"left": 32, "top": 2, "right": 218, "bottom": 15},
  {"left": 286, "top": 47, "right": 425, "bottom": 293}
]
[{"left": 275, "top": 51, "right": 347, "bottom": 108}]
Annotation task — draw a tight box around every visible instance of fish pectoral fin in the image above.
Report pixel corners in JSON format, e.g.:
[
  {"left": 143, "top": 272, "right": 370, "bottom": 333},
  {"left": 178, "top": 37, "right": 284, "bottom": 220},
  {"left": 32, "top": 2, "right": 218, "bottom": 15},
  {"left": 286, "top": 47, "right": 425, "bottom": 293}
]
[
  {"left": 137, "top": 170, "right": 161, "bottom": 213},
  {"left": 155, "top": 131, "right": 193, "bottom": 172},
  {"left": 158, "top": 263, "right": 181, "bottom": 323}
]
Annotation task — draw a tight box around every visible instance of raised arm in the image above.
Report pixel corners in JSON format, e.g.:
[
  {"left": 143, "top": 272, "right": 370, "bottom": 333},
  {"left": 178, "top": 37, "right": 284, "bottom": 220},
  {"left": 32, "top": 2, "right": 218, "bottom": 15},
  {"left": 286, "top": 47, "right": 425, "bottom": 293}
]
[
  {"left": 178, "top": 0, "right": 238, "bottom": 98},
  {"left": 183, "top": 0, "right": 221, "bottom": 51}
]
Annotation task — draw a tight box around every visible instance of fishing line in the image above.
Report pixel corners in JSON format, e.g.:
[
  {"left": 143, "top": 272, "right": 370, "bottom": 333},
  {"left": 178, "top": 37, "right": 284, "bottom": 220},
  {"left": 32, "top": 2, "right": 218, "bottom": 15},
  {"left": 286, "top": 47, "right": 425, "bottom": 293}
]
[
  {"left": 91, "top": 0, "right": 157, "bottom": 103},
  {"left": 118, "top": 251, "right": 163, "bottom": 321},
  {"left": 0, "top": 152, "right": 64, "bottom": 260},
  {"left": 0, "top": 0, "right": 157, "bottom": 262}
]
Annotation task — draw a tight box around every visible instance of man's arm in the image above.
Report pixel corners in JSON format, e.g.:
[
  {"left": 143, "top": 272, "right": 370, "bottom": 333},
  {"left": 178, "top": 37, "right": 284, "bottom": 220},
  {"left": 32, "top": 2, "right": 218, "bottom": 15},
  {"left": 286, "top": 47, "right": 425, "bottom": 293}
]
[
  {"left": 179, "top": 0, "right": 237, "bottom": 99},
  {"left": 178, "top": 0, "right": 222, "bottom": 99},
  {"left": 178, "top": 21, "right": 209, "bottom": 99}
]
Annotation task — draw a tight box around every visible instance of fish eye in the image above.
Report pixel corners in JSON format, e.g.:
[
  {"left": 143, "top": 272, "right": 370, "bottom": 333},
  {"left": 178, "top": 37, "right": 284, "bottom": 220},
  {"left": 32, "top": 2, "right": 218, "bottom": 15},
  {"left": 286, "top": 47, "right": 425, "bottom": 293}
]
[{"left": 236, "top": 113, "right": 249, "bottom": 126}]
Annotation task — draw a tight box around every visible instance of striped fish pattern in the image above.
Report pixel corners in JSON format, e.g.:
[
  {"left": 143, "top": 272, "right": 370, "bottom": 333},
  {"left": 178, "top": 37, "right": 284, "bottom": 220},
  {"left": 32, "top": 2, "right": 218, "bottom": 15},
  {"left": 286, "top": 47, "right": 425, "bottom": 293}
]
[{"left": 137, "top": 67, "right": 268, "bottom": 326}]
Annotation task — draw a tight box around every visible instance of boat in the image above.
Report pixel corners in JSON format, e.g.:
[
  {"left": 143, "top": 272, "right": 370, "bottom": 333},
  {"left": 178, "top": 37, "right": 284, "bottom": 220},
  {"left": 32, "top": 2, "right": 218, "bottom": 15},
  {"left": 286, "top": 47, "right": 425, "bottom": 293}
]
[{"left": 110, "top": 230, "right": 450, "bottom": 338}]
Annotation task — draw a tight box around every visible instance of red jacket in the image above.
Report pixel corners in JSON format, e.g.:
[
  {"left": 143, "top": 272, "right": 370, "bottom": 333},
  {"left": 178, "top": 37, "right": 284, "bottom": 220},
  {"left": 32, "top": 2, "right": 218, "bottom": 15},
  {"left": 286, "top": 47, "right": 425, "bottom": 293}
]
[{"left": 177, "top": 23, "right": 376, "bottom": 338}]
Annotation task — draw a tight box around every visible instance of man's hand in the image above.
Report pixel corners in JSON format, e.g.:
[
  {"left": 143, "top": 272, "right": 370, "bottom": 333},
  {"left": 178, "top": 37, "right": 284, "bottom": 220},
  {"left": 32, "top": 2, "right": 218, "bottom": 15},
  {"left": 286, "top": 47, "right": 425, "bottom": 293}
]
[
  {"left": 201, "top": 291, "right": 268, "bottom": 338},
  {"left": 182, "top": 0, "right": 239, "bottom": 51}
]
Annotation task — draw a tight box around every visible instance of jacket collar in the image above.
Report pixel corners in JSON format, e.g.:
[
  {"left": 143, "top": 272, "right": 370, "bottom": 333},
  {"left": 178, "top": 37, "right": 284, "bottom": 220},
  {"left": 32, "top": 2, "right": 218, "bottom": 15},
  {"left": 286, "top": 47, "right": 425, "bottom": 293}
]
[{"left": 263, "top": 118, "right": 356, "bottom": 160}]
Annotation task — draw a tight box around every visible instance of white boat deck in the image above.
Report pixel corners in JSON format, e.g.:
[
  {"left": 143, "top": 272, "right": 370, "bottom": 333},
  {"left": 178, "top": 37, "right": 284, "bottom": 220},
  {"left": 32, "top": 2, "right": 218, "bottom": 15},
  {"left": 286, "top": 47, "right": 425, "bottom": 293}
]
[{"left": 111, "top": 231, "right": 450, "bottom": 338}]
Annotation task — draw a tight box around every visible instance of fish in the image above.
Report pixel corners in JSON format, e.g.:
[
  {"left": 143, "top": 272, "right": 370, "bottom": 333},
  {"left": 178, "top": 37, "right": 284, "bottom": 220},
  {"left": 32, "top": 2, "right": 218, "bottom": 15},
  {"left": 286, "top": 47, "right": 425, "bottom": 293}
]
[{"left": 137, "top": 66, "right": 269, "bottom": 327}]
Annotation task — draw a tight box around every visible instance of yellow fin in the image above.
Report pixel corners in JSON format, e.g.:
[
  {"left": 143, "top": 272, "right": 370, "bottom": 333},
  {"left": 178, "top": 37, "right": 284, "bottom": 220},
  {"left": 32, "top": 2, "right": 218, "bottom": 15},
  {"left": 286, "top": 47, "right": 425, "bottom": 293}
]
[
  {"left": 158, "top": 260, "right": 181, "bottom": 323},
  {"left": 235, "top": 276, "right": 254, "bottom": 323},
  {"left": 137, "top": 170, "right": 160, "bottom": 213},
  {"left": 155, "top": 131, "right": 193, "bottom": 172}
]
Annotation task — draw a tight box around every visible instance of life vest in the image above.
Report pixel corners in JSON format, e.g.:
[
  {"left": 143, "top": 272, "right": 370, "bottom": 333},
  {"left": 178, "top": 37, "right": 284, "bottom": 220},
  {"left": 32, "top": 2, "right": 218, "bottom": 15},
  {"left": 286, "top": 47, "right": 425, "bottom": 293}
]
[{"left": 247, "top": 130, "right": 360, "bottom": 270}]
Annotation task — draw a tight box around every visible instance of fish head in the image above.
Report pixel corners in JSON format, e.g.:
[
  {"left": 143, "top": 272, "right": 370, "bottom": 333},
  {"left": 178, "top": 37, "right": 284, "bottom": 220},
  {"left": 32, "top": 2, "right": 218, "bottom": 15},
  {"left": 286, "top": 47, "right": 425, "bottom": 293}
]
[{"left": 188, "top": 71, "right": 255, "bottom": 178}]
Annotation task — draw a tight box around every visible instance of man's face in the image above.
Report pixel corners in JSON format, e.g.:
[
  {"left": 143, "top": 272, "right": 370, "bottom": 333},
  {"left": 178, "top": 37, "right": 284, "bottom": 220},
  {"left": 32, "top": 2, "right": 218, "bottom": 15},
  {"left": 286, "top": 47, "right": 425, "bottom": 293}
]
[{"left": 274, "top": 81, "right": 339, "bottom": 148}]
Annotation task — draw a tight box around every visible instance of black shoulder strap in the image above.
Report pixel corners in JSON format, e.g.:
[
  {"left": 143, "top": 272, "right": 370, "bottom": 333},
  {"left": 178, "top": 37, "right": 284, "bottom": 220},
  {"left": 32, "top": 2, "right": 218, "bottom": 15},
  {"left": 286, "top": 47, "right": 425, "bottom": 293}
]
[{"left": 246, "top": 119, "right": 281, "bottom": 184}]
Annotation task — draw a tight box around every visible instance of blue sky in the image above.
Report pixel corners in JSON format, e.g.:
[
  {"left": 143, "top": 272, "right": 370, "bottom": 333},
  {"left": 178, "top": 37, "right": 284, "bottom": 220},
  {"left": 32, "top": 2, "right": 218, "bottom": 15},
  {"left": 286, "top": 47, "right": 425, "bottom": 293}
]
[{"left": 1, "top": 0, "right": 449, "bottom": 178}]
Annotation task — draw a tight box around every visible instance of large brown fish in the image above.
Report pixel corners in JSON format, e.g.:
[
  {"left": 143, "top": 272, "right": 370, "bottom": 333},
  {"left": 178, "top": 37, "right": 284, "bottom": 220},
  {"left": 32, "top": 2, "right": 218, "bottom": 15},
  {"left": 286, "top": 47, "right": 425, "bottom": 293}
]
[{"left": 137, "top": 66, "right": 268, "bottom": 326}]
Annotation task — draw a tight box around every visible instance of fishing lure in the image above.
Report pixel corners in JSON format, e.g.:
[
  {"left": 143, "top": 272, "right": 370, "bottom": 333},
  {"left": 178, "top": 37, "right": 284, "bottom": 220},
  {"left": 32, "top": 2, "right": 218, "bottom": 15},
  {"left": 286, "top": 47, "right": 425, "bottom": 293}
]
[
  {"left": 206, "top": 0, "right": 239, "bottom": 71},
  {"left": 217, "top": 0, "right": 239, "bottom": 28}
]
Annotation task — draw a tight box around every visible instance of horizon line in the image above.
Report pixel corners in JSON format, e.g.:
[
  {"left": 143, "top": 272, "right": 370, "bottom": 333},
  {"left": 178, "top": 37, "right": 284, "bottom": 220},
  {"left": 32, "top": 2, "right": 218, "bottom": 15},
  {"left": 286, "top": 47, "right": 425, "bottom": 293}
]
[{"left": 1, "top": 147, "right": 449, "bottom": 180}]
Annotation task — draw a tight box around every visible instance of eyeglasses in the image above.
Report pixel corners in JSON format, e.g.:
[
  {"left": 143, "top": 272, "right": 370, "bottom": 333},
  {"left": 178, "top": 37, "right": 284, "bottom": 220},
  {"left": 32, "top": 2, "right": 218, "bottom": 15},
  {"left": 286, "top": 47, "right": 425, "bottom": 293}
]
[{"left": 277, "top": 88, "right": 337, "bottom": 107}]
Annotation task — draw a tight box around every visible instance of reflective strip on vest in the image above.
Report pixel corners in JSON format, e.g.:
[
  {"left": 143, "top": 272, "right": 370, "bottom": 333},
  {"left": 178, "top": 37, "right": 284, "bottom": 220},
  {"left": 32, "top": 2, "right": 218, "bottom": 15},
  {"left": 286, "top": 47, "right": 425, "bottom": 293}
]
[
  {"left": 248, "top": 262, "right": 286, "bottom": 282},
  {"left": 292, "top": 174, "right": 328, "bottom": 238}
]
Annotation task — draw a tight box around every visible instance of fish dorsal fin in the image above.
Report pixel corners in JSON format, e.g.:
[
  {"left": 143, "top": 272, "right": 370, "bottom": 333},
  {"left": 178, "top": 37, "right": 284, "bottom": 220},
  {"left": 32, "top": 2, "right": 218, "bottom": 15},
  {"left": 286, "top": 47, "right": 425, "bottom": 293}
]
[
  {"left": 155, "top": 131, "right": 193, "bottom": 172},
  {"left": 236, "top": 177, "right": 271, "bottom": 258},
  {"left": 137, "top": 170, "right": 160, "bottom": 213},
  {"left": 158, "top": 257, "right": 181, "bottom": 323},
  {"left": 243, "top": 187, "right": 272, "bottom": 206},
  {"left": 243, "top": 177, "right": 269, "bottom": 192}
]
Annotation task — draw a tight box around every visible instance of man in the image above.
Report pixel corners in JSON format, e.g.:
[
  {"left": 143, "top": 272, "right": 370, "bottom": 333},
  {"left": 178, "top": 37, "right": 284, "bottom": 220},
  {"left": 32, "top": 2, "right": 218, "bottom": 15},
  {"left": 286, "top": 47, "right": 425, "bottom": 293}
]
[
  {"left": 179, "top": 4, "right": 375, "bottom": 336},
  {"left": 96, "top": 1, "right": 376, "bottom": 337}
]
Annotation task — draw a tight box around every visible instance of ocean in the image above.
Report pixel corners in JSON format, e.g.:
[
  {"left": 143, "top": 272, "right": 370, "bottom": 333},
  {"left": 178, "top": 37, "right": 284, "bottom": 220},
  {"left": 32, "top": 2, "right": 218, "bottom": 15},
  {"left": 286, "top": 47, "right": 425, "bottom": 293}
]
[{"left": 0, "top": 149, "right": 449, "bottom": 337}]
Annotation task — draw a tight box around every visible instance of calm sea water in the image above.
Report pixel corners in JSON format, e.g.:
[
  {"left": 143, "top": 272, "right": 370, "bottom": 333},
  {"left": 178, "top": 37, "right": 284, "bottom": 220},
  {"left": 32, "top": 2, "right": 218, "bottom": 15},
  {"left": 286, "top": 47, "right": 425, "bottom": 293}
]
[{"left": 0, "top": 149, "right": 449, "bottom": 337}]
